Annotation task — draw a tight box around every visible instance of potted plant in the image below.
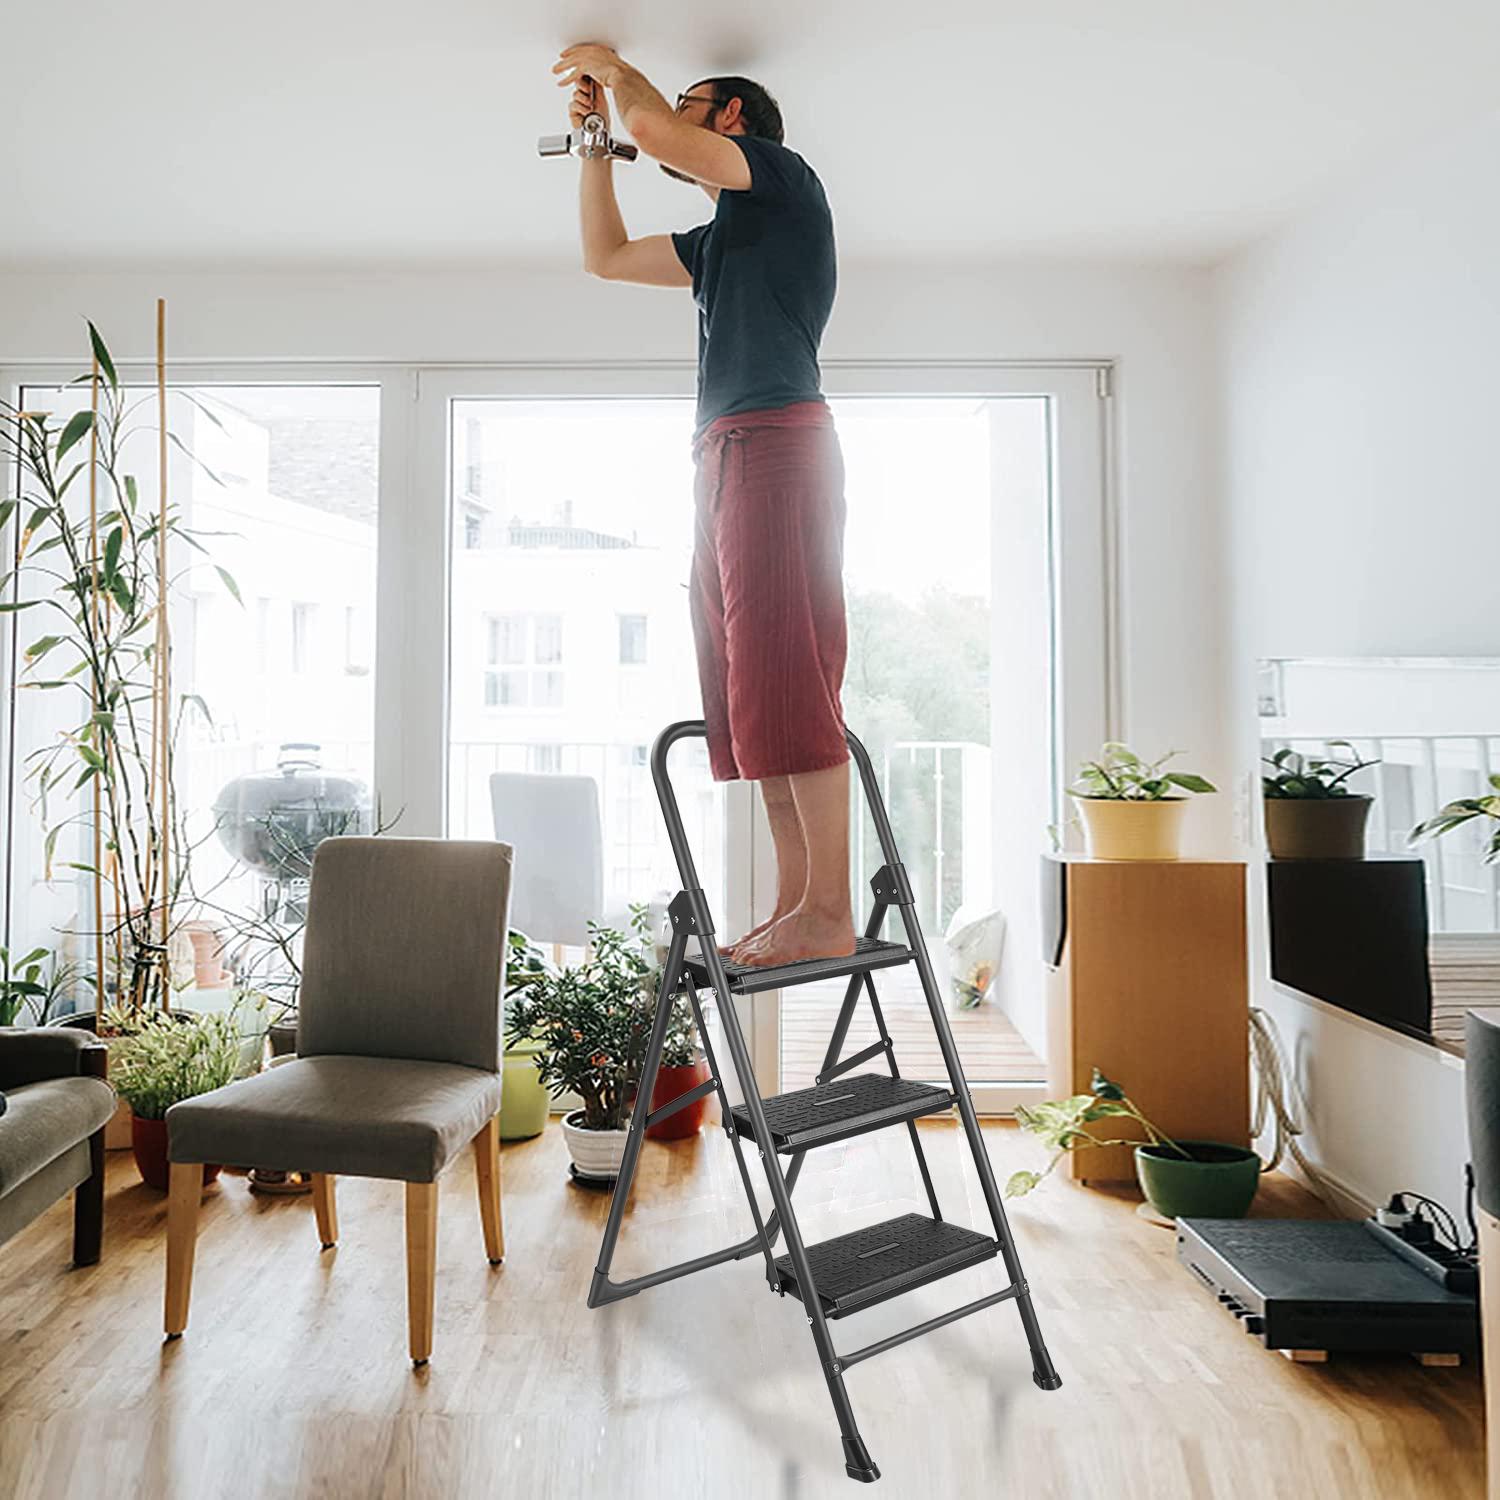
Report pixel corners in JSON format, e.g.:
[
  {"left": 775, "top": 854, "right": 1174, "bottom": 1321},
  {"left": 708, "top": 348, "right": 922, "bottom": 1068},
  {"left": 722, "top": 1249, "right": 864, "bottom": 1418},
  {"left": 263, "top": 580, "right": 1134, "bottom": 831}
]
[
  {"left": 106, "top": 1004, "right": 246, "bottom": 1190},
  {"left": 1410, "top": 775, "right": 1500, "bottom": 864},
  {"left": 1262, "top": 742, "right": 1379, "bottom": 859},
  {"left": 2, "top": 327, "right": 229, "bottom": 1023},
  {"left": 504, "top": 909, "right": 657, "bottom": 1181},
  {"left": 1, "top": 946, "right": 87, "bottom": 1026},
  {"left": 1068, "top": 744, "right": 1217, "bottom": 861},
  {"left": 645, "top": 997, "right": 710, "bottom": 1141},
  {"left": 499, "top": 930, "right": 556, "bottom": 1141},
  {"left": 1006, "top": 1068, "right": 1261, "bottom": 1220}
]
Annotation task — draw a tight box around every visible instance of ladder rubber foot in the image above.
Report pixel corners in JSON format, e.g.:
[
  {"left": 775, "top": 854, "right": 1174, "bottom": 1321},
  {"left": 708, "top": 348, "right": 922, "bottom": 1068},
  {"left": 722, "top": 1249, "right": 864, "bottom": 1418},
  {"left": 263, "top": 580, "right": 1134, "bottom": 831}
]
[
  {"left": 1033, "top": 1370, "right": 1063, "bottom": 1391},
  {"left": 842, "top": 1438, "right": 880, "bottom": 1483}
]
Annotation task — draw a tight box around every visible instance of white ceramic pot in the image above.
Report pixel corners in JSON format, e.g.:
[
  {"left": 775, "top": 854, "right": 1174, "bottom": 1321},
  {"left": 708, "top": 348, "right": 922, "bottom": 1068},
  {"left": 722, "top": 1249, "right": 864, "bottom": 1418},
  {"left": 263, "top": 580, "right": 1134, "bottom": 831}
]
[
  {"left": 561, "top": 1110, "right": 629, "bottom": 1181},
  {"left": 1073, "top": 795, "right": 1188, "bottom": 861}
]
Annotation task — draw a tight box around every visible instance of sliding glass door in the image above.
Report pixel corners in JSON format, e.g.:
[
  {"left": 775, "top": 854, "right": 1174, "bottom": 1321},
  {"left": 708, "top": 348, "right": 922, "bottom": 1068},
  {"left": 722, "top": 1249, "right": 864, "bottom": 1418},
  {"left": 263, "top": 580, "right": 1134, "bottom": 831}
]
[{"left": 416, "top": 366, "right": 1107, "bottom": 1110}]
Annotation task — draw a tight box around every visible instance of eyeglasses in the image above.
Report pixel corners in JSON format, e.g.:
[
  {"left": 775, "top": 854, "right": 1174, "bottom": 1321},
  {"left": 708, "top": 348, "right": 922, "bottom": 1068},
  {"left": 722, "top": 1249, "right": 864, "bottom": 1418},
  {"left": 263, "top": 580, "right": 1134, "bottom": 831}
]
[{"left": 675, "top": 92, "right": 720, "bottom": 113}]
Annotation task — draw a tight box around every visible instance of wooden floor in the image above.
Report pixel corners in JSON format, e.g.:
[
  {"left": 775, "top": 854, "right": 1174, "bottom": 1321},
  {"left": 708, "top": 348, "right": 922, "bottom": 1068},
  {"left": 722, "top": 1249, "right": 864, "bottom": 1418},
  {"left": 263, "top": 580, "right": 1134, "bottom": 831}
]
[
  {"left": 0, "top": 1121, "right": 1482, "bottom": 1500},
  {"left": 781, "top": 970, "right": 1044, "bottom": 1090}
]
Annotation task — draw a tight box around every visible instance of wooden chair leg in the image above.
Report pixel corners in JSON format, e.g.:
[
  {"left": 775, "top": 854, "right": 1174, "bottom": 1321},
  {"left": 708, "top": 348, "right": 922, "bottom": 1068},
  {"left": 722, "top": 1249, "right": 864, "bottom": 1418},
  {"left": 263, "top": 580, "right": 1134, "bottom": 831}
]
[
  {"left": 311, "top": 1173, "right": 338, "bottom": 1249},
  {"left": 164, "top": 1161, "right": 203, "bottom": 1338},
  {"left": 404, "top": 1180, "right": 438, "bottom": 1366},
  {"left": 473, "top": 1115, "right": 504, "bottom": 1265}
]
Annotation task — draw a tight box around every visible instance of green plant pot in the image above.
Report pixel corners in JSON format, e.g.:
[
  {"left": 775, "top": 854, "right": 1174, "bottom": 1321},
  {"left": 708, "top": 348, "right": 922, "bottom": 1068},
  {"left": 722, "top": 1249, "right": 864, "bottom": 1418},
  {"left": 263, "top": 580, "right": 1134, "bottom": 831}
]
[
  {"left": 501, "top": 1039, "right": 550, "bottom": 1141},
  {"left": 1133, "top": 1141, "right": 1261, "bottom": 1220}
]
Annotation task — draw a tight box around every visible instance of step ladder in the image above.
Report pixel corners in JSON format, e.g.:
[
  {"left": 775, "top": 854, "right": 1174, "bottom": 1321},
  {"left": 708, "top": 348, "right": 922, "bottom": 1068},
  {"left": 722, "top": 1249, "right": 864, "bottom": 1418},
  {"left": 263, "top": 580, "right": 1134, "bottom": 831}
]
[{"left": 587, "top": 722, "right": 1062, "bottom": 1484}]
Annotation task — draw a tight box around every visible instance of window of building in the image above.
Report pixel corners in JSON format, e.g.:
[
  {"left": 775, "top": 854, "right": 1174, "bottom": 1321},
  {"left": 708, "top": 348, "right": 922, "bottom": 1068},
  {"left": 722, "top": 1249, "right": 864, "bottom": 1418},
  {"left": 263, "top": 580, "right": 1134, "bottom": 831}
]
[
  {"left": 291, "top": 602, "right": 318, "bottom": 675},
  {"left": 618, "top": 613, "right": 648, "bottom": 665},
  {"left": 483, "top": 612, "right": 563, "bottom": 710}
]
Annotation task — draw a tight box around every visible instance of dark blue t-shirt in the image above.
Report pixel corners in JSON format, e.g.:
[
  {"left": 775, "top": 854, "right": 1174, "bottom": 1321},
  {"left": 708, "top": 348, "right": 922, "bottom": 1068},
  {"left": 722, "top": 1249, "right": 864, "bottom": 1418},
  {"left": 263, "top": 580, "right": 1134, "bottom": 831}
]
[{"left": 671, "top": 135, "right": 837, "bottom": 442}]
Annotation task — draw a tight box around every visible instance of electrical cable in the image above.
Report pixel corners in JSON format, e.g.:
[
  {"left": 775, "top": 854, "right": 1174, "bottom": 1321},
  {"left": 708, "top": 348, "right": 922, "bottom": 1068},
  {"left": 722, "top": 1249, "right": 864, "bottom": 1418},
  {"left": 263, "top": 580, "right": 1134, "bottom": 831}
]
[{"left": 1248, "top": 1006, "right": 1342, "bottom": 1209}]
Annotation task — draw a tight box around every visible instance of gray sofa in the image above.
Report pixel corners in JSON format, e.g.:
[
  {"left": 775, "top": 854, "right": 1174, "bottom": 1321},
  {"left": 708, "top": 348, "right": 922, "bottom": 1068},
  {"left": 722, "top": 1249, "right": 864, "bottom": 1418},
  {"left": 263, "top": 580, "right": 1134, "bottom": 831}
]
[{"left": 0, "top": 1028, "right": 116, "bottom": 1265}]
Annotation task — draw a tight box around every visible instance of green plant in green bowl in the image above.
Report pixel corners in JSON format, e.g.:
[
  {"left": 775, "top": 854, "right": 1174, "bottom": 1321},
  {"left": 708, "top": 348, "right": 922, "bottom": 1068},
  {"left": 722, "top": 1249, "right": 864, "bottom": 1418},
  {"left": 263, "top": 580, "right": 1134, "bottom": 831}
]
[{"left": 1006, "top": 1068, "right": 1188, "bottom": 1197}]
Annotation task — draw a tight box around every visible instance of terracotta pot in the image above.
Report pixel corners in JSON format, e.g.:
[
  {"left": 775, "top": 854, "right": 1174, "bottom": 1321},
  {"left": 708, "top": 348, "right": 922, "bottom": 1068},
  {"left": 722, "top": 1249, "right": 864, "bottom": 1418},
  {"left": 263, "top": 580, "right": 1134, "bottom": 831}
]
[
  {"left": 130, "top": 1114, "right": 220, "bottom": 1193},
  {"left": 1073, "top": 796, "right": 1188, "bottom": 861},
  {"left": 1263, "top": 795, "right": 1372, "bottom": 860},
  {"left": 182, "top": 921, "right": 227, "bottom": 987},
  {"left": 646, "top": 1058, "right": 713, "bottom": 1140}
]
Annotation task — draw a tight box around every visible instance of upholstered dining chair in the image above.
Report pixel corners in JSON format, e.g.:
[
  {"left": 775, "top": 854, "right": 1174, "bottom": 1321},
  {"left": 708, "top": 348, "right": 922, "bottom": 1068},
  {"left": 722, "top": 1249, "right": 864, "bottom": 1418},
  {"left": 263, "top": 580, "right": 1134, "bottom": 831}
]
[{"left": 164, "top": 835, "right": 513, "bottom": 1365}]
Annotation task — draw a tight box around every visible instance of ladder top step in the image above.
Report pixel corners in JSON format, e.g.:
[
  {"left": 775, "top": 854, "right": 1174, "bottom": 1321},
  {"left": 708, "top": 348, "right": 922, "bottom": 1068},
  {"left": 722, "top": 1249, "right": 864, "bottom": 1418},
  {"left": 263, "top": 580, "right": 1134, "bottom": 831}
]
[
  {"left": 729, "top": 1073, "right": 953, "bottom": 1154},
  {"left": 774, "top": 1213, "right": 998, "bottom": 1319},
  {"left": 682, "top": 935, "right": 912, "bottom": 995}
]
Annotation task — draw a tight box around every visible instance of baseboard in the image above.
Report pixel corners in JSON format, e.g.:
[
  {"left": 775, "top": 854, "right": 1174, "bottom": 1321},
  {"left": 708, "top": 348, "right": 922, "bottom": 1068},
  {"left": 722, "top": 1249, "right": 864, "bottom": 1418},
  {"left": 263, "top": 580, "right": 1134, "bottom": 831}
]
[{"left": 1269, "top": 1147, "right": 1375, "bottom": 1220}]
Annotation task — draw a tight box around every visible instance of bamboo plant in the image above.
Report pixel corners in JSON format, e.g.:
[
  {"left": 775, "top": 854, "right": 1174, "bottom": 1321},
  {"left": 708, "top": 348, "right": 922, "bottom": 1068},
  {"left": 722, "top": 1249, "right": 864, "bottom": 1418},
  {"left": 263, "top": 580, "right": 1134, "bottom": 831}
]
[{"left": 0, "top": 315, "right": 237, "bottom": 1024}]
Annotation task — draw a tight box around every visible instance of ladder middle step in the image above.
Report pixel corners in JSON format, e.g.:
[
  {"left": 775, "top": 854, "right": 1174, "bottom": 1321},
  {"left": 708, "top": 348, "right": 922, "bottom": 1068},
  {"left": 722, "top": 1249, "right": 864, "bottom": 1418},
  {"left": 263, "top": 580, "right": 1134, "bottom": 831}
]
[
  {"left": 774, "top": 1212, "right": 999, "bottom": 1318},
  {"left": 728, "top": 1073, "right": 953, "bottom": 1153}
]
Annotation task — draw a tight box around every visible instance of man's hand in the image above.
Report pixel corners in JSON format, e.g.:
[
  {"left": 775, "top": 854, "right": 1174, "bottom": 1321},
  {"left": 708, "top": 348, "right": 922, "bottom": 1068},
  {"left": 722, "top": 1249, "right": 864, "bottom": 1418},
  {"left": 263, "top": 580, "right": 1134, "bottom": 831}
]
[
  {"left": 569, "top": 75, "right": 609, "bottom": 133},
  {"left": 553, "top": 44, "right": 626, "bottom": 93}
]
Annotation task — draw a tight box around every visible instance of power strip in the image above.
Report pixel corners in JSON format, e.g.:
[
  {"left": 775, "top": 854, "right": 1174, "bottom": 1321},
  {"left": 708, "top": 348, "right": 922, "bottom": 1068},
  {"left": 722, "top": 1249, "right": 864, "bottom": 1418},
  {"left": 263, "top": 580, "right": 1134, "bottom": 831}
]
[{"left": 1362, "top": 1219, "right": 1478, "bottom": 1295}]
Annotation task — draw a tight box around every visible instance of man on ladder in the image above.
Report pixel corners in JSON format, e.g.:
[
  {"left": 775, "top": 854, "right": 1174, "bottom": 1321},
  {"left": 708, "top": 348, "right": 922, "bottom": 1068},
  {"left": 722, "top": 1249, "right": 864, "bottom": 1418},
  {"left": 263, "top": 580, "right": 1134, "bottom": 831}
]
[
  {"left": 551, "top": 45, "right": 1062, "bottom": 1485},
  {"left": 555, "top": 43, "right": 854, "bottom": 968}
]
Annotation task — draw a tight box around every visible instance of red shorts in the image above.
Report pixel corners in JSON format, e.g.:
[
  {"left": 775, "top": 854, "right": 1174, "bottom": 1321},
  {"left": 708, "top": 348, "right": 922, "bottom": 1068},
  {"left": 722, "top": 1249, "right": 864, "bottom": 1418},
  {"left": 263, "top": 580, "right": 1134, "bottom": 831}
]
[{"left": 689, "top": 400, "right": 849, "bottom": 782}]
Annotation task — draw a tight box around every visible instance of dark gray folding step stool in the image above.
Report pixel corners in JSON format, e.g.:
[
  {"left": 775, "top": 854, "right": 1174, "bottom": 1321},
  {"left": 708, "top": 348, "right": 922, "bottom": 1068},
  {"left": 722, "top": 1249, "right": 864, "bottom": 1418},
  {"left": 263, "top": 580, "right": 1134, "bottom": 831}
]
[{"left": 587, "top": 721, "right": 1062, "bottom": 1484}]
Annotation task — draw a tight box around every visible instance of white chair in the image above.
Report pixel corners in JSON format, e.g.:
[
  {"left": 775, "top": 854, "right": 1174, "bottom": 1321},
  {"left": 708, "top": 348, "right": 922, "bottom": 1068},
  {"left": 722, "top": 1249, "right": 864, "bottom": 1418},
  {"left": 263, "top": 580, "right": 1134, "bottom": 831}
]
[{"left": 488, "top": 773, "right": 603, "bottom": 950}]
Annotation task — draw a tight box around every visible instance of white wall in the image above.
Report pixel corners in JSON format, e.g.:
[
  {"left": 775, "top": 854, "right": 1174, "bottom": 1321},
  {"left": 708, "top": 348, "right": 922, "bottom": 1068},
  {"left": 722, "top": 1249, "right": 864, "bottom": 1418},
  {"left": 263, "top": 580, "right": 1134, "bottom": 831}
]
[{"left": 1216, "top": 108, "right": 1500, "bottom": 1209}]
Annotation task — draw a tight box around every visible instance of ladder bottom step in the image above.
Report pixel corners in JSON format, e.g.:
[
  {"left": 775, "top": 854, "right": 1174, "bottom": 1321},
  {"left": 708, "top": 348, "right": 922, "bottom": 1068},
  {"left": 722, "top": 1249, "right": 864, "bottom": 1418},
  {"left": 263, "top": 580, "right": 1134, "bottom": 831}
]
[{"left": 775, "top": 1213, "right": 998, "bottom": 1319}]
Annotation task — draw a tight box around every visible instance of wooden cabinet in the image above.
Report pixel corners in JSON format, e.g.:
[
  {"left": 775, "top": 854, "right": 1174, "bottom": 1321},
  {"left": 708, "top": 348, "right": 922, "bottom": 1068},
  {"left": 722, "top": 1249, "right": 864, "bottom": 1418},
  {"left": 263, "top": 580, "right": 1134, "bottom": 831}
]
[{"left": 1044, "top": 856, "right": 1250, "bottom": 1183}]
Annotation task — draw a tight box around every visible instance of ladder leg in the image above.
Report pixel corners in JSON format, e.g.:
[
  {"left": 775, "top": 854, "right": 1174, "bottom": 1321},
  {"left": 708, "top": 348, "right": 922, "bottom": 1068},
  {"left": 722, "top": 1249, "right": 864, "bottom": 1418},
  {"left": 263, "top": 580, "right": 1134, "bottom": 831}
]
[
  {"left": 588, "top": 933, "right": 687, "bottom": 1308},
  {"left": 696, "top": 939, "right": 882, "bottom": 1483},
  {"left": 682, "top": 973, "right": 778, "bottom": 1286},
  {"left": 898, "top": 905, "right": 1061, "bottom": 1389},
  {"left": 846, "top": 729, "right": 1061, "bottom": 1392}
]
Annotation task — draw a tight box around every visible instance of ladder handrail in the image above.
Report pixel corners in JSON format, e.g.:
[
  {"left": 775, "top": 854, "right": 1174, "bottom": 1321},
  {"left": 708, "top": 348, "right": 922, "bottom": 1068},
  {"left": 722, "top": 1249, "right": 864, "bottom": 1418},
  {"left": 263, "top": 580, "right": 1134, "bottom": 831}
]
[{"left": 649, "top": 720, "right": 902, "bottom": 897}]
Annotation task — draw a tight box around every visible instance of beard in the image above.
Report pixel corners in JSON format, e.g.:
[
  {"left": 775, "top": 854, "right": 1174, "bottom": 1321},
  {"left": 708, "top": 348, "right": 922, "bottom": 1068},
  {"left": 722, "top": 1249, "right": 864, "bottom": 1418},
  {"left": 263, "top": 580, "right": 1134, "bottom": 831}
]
[{"left": 659, "top": 162, "right": 699, "bottom": 185}]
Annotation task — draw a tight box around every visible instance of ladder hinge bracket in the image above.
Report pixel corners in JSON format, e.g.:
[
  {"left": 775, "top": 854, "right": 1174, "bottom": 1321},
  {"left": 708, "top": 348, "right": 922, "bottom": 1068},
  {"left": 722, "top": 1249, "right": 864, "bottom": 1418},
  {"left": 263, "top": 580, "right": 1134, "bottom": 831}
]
[
  {"left": 667, "top": 888, "right": 716, "bottom": 937},
  {"left": 870, "top": 863, "right": 915, "bottom": 906}
]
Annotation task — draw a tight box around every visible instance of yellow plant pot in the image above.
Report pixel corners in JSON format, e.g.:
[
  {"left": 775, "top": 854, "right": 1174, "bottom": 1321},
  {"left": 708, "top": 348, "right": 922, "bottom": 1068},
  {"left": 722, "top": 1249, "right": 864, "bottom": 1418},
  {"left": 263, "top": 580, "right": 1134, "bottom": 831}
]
[{"left": 1074, "top": 796, "right": 1188, "bottom": 861}]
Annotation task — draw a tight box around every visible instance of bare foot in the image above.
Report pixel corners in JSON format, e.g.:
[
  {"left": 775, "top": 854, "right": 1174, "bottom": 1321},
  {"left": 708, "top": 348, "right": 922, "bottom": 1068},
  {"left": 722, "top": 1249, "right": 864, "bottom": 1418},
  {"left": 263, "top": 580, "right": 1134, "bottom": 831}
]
[
  {"left": 718, "top": 910, "right": 792, "bottom": 960},
  {"left": 732, "top": 908, "right": 856, "bottom": 968}
]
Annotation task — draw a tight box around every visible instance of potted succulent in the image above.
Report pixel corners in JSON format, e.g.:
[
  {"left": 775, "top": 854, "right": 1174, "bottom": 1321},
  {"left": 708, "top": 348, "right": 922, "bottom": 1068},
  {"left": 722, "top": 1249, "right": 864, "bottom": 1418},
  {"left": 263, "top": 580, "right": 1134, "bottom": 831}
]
[
  {"left": 1410, "top": 775, "right": 1500, "bottom": 864},
  {"left": 1262, "top": 742, "right": 1379, "bottom": 859},
  {"left": 1068, "top": 744, "right": 1217, "bottom": 861},
  {"left": 1006, "top": 1068, "right": 1261, "bottom": 1220},
  {"left": 106, "top": 1004, "right": 246, "bottom": 1190},
  {"left": 504, "top": 909, "right": 657, "bottom": 1181}
]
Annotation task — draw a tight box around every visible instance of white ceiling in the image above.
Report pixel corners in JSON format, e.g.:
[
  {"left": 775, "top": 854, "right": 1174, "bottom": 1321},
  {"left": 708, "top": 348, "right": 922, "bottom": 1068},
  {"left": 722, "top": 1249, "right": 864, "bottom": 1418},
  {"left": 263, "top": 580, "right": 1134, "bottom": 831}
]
[{"left": 4, "top": 0, "right": 1498, "bottom": 270}]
